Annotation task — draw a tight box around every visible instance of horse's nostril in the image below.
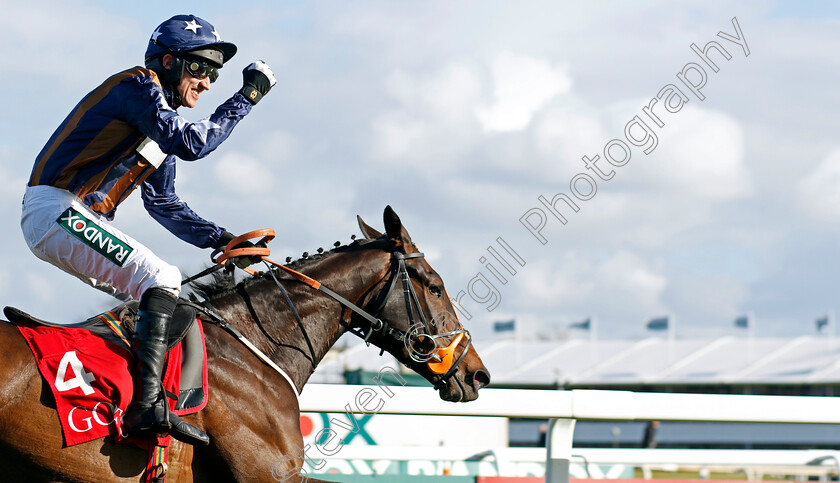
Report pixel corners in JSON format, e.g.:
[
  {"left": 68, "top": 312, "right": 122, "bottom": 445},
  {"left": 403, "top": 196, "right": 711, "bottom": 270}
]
[{"left": 472, "top": 369, "right": 491, "bottom": 389}]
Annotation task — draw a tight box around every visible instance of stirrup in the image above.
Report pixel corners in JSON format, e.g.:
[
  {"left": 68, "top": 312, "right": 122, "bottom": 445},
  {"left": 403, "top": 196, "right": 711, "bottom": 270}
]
[
  {"left": 123, "top": 391, "right": 171, "bottom": 435},
  {"left": 168, "top": 411, "right": 210, "bottom": 446}
]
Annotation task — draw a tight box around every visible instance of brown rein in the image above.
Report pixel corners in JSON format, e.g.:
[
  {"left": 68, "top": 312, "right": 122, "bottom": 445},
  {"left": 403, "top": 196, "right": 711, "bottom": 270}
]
[{"left": 202, "top": 229, "right": 471, "bottom": 386}]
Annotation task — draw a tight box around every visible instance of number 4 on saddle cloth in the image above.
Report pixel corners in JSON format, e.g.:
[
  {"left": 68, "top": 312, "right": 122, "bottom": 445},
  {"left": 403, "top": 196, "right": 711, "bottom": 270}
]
[{"left": 2, "top": 301, "right": 208, "bottom": 448}]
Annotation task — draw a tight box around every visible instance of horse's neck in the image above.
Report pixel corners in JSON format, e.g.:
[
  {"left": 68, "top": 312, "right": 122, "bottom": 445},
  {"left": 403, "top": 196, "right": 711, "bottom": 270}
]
[{"left": 209, "top": 247, "right": 389, "bottom": 391}]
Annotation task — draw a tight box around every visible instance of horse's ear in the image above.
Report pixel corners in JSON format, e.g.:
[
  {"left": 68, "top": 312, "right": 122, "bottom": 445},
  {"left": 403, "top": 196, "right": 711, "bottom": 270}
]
[
  {"left": 383, "top": 205, "right": 413, "bottom": 246},
  {"left": 357, "top": 215, "right": 383, "bottom": 239}
]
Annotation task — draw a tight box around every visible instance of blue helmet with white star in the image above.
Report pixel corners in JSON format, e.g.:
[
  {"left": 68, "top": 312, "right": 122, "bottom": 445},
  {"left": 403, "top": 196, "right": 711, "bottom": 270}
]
[{"left": 145, "top": 14, "right": 237, "bottom": 68}]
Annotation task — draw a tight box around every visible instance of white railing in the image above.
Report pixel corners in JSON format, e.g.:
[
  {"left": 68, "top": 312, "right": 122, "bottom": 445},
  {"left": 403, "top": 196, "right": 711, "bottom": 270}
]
[
  {"left": 299, "top": 384, "right": 840, "bottom": 482},
  {"left": 299, "top": 446, "right": 840, "bottom": 480}
]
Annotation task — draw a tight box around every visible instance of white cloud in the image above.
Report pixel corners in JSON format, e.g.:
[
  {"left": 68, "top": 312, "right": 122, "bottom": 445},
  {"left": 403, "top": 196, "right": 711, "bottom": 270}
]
[
  {"left": 516, "top": 250, "right": 667, "bottom": 316},
  {"left": 519, "top": 103, "right": 751, "bottom": 248},
  {"left": 532, "top": 103, "right": 610, "bottom": 183},
  {"left": 385, "top": 65, "right": 483, "bottom": 125},
  {"left": 595, "top": 103, "right": 751, "bottom": 201},
  {"left": 535, "top": 105, "right": 608, "bottom": 164},
  {"left": 212, "top": 152, "right": 275, "bottom": 195},
  {"left": 593, "top": 251, "right": 669, "bottom": 316},
  {"left": 516, "top": 253, "right": 596, "bottom": 307},
  {"left": 371, "top": 63, "right": 483, "bottom": 166},
  {"left": 476, "top": 51, "right": 572, "bottom": 132},
  {"left": 256, "top": 130, "right": 298, "bottom": 167},
  {"left": 370, "top": 52, "right": 573, "bottom": 169},
  {"left": 648, "top": 105, "right": 750, "bottom": 200},
  {"left": 797, "top": 149, "right": 840, "bottom": 221},
  {"left": 440, "top": 177, "right": 537, "bottom": 224},
  {"left": 527, "top": 100, "right": 749, "bottom": 210},
  {"left": 371, "top": 112, "right": 428, "bottom": 160}
]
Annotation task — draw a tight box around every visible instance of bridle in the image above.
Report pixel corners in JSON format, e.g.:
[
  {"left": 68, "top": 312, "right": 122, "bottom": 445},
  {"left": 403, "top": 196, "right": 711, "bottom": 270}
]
[
  {"left": 197, "top": 230, "right": 472, "bottom": 390},
  {"left": 346, "top": 250, "right": 473, "bottom": 389}
]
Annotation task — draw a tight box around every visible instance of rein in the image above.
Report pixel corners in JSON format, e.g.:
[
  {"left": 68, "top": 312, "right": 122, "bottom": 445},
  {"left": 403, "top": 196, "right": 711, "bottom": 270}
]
[
  {"left": 184, "top": 229, "right": 471, "bottom": 390},
  {"left": 177, "top": 298, "right": 301, "bottom": 403}
]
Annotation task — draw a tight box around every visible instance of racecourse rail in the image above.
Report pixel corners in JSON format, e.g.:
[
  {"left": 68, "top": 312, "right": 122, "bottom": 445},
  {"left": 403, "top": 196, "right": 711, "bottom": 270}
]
[{"left": 299, "top": 385, "right": 840, "bottom": 482}]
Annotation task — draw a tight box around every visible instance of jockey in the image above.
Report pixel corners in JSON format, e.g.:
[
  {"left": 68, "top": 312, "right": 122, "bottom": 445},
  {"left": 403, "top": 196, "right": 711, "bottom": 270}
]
[{"left": 21, "top": 14, "right": 276, "bottom": 446}]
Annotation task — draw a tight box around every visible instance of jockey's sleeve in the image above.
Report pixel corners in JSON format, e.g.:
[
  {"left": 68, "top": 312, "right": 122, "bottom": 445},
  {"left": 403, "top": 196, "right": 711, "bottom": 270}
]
[
  {"left": 141, "top": 158, "right": 226, "bottom": 249},
  {"left": 121, "top": 74, "right": 253, "bottom": 161},
  {"left": 119, "top": 72, "right": 253, "bottom": 248}
]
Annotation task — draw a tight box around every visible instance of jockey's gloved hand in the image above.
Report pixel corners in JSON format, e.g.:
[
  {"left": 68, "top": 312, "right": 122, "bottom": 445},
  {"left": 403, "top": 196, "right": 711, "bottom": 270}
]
[
  {"left": 239, "top": 61, "right": 276, "bottom": 105},
  {"left": 217, "top": 231, "right": 265, "bottom": 269}
]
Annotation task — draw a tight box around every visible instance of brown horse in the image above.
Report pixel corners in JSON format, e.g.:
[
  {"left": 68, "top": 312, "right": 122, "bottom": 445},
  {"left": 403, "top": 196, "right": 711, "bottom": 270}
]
[{"left": 0, "top": 206, "right": 490, "bottom": 482}]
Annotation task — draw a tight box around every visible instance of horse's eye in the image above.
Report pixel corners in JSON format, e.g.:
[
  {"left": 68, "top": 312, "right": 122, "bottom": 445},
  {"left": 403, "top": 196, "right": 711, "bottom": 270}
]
[{"left": 428, "top": 285, "right": 442, "bottom": 297}]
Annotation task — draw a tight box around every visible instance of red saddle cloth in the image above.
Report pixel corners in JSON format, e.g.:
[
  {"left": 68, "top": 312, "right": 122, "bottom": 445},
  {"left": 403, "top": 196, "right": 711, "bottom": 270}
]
[{"left": 16, "top": 314, "right": 208, "bottom": 447}]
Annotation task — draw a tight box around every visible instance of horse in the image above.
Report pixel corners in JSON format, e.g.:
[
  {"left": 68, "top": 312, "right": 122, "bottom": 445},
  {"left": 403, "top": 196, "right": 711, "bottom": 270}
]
[{"left": 0, "top": 206, "right": 491, "bottom": 482}]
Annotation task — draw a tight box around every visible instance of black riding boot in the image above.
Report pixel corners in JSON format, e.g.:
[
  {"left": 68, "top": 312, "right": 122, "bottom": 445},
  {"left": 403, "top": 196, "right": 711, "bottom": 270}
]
[
  {"left": 123, "top": 302, "right": 210, "bottom": 446},
  {"left": 123, "top": 309, "right": 171, "bottom": 435}
]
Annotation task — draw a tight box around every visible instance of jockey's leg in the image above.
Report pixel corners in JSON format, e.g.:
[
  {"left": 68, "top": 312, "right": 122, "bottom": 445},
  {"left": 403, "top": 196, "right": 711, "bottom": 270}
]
[
  {"left": 124, "top": 287, "right": 210, "bottom": 446},
  {"left": 123, "top": 287, "right": 174, "bottom": 434}
]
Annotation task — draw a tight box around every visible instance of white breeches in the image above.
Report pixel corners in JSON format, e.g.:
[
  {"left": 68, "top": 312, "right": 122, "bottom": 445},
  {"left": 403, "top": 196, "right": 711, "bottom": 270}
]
[{"left": 21, "top": 185, "right": 181, "bottom": 301}]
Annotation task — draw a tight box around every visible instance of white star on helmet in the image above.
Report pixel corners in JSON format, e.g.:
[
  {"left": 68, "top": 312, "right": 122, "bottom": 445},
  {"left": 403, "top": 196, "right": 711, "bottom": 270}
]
[{"left": 184, "top": 19, "right": 202, "bottom": 34}]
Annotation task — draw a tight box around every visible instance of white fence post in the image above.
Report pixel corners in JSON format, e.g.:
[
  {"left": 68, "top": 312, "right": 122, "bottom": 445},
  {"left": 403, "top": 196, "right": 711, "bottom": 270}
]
[{"left": 545, "top": 417, "right": 576, "bottom": 483}]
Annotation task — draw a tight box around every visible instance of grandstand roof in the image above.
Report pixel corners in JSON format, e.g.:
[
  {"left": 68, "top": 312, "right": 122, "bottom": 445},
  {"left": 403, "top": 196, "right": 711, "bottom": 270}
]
[{"left": 311, "top": 335, "right": 840, "bottom": 387}]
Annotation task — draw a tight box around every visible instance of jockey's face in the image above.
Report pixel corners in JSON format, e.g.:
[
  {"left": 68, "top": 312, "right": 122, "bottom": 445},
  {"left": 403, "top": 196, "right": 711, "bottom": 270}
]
[
  {"left": 162, "top": 54, "right": 212, "bottom": 109},
  {"left": 176, "top": 64, "right": 212, "bottom": 109}
]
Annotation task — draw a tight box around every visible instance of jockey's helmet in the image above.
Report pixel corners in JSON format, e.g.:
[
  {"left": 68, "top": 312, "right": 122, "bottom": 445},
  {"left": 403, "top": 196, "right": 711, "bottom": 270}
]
[{"left": 145, "top": 15, "right": 237, "bottom": 87}]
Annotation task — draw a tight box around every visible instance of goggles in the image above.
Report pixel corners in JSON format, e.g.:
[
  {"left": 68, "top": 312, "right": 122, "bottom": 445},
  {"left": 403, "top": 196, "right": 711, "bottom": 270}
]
[{"left": 183, "top": 57, "right": 219, "bottom": 83}]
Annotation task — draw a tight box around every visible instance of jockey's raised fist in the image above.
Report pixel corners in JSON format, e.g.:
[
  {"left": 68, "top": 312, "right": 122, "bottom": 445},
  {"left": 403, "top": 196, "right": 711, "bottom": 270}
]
[{"left": 240, "top": 61, "right": 276, "bottom": 105}]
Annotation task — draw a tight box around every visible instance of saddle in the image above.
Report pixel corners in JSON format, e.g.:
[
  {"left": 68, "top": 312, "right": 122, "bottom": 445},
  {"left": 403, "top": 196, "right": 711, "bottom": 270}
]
[
  {"left": 4, "top": 299, "right": 210, "bottom": 446},
  {"left": 4, "top": 300, "right": 198, "bottom": 351}
]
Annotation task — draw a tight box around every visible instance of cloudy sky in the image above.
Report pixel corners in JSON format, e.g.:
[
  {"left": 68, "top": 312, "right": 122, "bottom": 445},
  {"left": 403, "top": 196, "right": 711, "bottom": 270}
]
[{"left": 1, "top": 1, "right": 838, "bottom": 342}]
